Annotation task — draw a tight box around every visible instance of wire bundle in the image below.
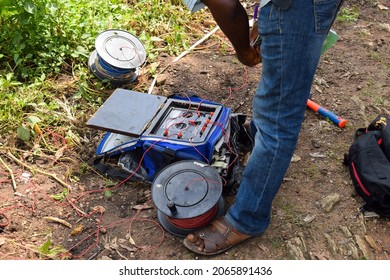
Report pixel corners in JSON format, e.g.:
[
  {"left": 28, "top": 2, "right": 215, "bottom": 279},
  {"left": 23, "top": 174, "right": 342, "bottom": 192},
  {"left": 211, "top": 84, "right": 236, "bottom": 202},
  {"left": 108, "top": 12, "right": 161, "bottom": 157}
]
[
  {"left": 167, "top": 204, "right": 219, "bottom": 229},
  {"left": 89, "top": 50, "right": 139, "bottom": 85},
  {"left": 95, "top": 50, "right": 139, "bottom": 83}
]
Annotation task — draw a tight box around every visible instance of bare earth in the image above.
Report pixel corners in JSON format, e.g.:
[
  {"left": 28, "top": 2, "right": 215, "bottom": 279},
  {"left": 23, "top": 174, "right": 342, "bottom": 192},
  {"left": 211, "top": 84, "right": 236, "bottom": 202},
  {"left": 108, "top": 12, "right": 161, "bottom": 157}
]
[{"left": 0, "top": 0, "right": 389, "bottom": 260}]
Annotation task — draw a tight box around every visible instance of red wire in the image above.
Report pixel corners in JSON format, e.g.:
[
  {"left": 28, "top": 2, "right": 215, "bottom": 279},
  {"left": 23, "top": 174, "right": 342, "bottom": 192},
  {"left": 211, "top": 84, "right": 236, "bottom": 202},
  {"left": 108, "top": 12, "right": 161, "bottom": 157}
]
[
  {"left": 222, "top": 66, "right": 249, "bottom": 105},
  {"left": 164, "top": 177, "right": 223, "bottom": 230},
  {"left": 167, "top": 204, "right": 218, "bottom": 229}
]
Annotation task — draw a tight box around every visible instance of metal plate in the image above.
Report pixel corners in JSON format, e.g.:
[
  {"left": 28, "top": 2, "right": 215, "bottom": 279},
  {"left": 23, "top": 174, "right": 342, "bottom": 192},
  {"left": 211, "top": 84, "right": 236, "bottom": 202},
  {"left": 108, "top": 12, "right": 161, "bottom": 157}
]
[
  {"left": 95, "top": 29, "right": 146, "bottom": 69},
  {"left": 86, "top": 89, "right": 167, "bottom": 137}
]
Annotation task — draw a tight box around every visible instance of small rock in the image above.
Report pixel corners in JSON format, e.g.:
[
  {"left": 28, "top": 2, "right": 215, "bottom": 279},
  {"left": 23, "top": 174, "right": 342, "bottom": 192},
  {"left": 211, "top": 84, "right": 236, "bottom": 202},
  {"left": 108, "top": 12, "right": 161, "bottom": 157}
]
[
  {"left": 203, "top": 19, "right": 216, "bottom": 27},
  {"left": 258, "top": 244, "right": 269, "bottom": 252},
  {"left": 156, "top": 74, "right": 167, "bottom": 85},
  {"left": 338, "top": 225, "right": 352, "bottom": 238},
  {"left": 324, "top": 233, "right": 338, "bottom": 255},
  {"left": 310, "top": 152, "right": 326, "bottom": 158},
  {"left": 379, "top": 23, "right": 390, "bottom": 32},
  {"left": 364, "top": 235, "right": 382, "bottom": 253},
  {"left": 303, "top": 214, "right": 316, "bottom": 223},
  {"left": 347, "top": 242, "right": 360, "bottom": 259},
  {"left": 320, "top": 193, "right": 341, "bottom": 212},
  {"left": 0, "top": 237, "right": 5, "bottom": 247},
  {"left": 291, "top": 154, "right": 301, "bottom": 162},
  {"left": 311, "top": 140, "right": 321, "bottom": 148},
  {"left": 286, "top": 240, "right": 305, "bottom": 260},
  {"left": 137, "top": 197, "right": 147, "bottom": 204},
  {"left": 100, "top": 256, "right": 112, "bottom": 260},
  {"left": 355, "top": 235, "right": 374, "bottom": 259},
  {"left": 377, "top": 4, "right": 388, "bottom": 11}
]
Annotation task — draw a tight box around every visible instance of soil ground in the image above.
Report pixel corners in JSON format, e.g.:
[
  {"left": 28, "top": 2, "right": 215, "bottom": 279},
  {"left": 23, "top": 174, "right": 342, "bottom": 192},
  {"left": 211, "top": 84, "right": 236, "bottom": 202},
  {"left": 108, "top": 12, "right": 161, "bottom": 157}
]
[{"left": 0, "top": 0, "right": 389, "bottom": 260}]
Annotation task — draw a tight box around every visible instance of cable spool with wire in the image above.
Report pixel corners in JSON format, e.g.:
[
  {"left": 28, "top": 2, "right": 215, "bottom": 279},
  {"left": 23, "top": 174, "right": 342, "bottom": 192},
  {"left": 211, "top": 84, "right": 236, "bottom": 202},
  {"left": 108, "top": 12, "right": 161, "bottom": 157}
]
[
  {"left": 88, "top": 29, "right": 146, "bottom": 85},
  {"left": 152, "top": 160, "right": 225, "bottom": 237}
]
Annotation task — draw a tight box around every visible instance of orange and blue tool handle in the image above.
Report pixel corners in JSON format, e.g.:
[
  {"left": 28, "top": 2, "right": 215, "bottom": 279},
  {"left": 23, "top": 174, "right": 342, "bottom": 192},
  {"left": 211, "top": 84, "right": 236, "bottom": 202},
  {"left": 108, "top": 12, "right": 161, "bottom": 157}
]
[{"left": 307, "top": 99, "right": 347, "bottom": 128}]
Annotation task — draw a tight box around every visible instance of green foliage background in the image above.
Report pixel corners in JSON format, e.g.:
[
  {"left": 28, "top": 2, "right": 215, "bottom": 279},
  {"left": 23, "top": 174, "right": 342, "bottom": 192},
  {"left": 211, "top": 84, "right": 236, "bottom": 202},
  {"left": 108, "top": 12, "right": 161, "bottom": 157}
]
[
  {"left": 0, "top": 0, "right": 204, "bottom": 141},
  {"left": 0, "top": 0, "right": 193, "bottom": 80}
]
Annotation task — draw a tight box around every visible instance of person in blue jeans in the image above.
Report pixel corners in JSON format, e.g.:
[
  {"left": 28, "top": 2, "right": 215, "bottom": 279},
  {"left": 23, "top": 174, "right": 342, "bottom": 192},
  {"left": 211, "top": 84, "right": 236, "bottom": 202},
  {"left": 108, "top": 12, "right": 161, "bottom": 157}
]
[{"left": 182, "top": 0, "right": 344, "bottom": 255}]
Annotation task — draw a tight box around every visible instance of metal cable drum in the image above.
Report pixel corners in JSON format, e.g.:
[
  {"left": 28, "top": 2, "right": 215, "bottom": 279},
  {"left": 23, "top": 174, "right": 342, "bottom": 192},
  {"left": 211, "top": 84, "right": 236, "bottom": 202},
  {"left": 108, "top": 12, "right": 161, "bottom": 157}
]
[
  {"left": 88, "top": 29, "right": 146, "bottom": 85},
  {"left": 152, "top": 160, "right": 225, "bottom": 237}
]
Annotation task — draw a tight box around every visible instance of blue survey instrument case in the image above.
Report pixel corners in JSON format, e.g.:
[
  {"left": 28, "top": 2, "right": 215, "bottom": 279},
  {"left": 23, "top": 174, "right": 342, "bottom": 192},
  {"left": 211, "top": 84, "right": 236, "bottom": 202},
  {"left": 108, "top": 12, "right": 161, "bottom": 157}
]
[{"left": 87, "top": 88, "right": 233, "bottom": 180}]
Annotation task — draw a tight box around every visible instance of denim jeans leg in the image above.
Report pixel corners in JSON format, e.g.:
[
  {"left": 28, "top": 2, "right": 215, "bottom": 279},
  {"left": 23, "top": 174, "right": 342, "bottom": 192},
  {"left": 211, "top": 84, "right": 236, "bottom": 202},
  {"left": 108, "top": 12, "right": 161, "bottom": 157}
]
[{"left": 225, "top": 0, "right": 344, "bottom": 235}]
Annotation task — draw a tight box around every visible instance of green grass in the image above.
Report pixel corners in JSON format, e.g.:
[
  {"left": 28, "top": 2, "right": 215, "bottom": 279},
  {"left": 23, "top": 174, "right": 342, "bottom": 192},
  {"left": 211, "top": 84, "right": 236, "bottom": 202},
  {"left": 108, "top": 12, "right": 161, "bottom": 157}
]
[
  {"left": 337, "top": 7, "right": 360, "bottom": 22},
  {"left": 0, "top": 0, "right": 206, "bottom": 148}
]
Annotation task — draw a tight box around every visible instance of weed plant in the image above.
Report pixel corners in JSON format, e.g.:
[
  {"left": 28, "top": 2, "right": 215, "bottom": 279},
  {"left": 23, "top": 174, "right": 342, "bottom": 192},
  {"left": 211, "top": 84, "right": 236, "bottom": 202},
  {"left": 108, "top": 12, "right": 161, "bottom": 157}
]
[{"left": 0, "top": 0, "right": 206, "bottom": 146}]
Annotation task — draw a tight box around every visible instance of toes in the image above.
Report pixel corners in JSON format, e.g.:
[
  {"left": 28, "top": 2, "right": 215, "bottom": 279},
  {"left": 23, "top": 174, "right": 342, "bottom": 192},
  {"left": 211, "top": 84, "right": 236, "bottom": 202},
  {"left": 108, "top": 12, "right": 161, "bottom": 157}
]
[
  {"left": 186, "top": 233, "right": 199, "bottom": 243},
  {"left": 196, "top": 238, "right": 205, "bottom": 249},
  {"left": 186, "top": 233, "right": 206, "bottom": 252}
]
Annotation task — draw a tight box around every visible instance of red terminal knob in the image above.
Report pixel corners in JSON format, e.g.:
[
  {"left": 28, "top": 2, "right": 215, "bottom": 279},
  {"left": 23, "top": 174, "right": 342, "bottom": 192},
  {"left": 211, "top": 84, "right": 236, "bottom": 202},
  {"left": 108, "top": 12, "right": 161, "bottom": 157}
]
[
  {"left": 163, "top": 129, "right": 169, "bottom": 136},
  {"left": 177, "top": 132, "right": 183, "bottom": 139}
]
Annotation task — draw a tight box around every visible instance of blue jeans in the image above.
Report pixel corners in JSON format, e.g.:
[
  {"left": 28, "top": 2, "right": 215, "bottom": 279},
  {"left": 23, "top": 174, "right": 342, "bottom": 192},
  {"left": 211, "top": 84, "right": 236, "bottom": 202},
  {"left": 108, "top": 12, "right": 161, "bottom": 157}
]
[{"left": 225, "top": 0, "right": 344, "bottom": 235}]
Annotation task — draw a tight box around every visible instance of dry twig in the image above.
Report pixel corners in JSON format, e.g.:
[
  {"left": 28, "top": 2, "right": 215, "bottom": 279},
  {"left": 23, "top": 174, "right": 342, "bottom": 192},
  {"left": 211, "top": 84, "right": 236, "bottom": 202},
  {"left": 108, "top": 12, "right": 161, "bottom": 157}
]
[
  {"left": 0, "top": 155, "right": 17, "bottom": 192},
  {"left": 43, "top": 216, "right": 72, "bottom": 228},
  {"left": 5, "top": 151, "right": 72, "bottom": 192}
]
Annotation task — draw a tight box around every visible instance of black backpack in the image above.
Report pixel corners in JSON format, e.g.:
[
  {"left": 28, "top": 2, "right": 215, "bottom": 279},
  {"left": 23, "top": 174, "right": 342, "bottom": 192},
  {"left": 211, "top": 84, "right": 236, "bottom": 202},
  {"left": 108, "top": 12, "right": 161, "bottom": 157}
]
[{"left": 344, "top": 115, "right": 390, "bottom": 217}]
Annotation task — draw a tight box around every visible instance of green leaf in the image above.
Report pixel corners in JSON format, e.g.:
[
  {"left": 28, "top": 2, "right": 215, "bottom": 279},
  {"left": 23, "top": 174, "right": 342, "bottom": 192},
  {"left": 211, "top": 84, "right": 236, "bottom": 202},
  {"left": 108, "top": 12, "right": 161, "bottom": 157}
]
[
  {"left": 50, "top": 188, "right": 69, "bottom": 201},
  {"left": 0, "top": 0, "right": 13, "bottom": 9},
  {"left": 17, "top": 126, "right": 30, "bottom": 141},
  {"left": 24, "top": 2, "right": 36, "bottom": 14},
  {"left": 104, "top": 189, "right": 112, "bottom": 198},
  {"left": 151, "top": 36, "right": 163, "bottom": 42},
  {"left": 27, "top": 116, "right": 41, "bottom": 126},
  {"left": 46, "top": 244, "right": 68, "bottom": 259},
  {"left": 39, "top": 239, "right": 51, "bottom": 255},
  {"left": 81, "top": 33, "right": 91, "bottom": 39},
  {"left": 47, "top": 3, "right": 58, "bottom": 16}
]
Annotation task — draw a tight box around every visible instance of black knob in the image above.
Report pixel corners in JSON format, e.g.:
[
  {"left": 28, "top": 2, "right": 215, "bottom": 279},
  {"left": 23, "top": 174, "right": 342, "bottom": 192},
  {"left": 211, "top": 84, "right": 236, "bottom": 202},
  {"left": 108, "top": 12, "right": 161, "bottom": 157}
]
[{"left": 167, "top": 201, "right": 177, "bottom": 213}]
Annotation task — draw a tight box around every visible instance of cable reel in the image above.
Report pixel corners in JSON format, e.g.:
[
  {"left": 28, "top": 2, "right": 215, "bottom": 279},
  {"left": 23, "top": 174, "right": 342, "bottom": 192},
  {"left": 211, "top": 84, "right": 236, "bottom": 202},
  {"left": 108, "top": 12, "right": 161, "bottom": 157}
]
[
  {"left": 88, "top": 29, "right": 146, "bottom": 85},
  {"left": 151, "top": 160, "right": 225, "bottom": 237}
]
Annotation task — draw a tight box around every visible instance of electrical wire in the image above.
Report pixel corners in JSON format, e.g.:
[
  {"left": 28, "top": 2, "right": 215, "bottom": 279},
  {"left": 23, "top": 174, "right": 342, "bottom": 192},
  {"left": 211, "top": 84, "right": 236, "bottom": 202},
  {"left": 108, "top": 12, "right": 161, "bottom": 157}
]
[
  {"left": 167, "top": 204, "right": 218, "bottom": 229},
  {"left": 93, "top": 54, "right": 138, "bottom": 83}
]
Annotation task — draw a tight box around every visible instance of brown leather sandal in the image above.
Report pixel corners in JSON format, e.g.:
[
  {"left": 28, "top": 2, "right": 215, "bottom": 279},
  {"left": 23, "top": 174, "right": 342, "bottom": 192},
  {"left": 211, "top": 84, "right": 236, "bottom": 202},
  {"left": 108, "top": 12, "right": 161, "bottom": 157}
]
[{"left": 183, "top": 216, "right": 252, "bottom": 256}]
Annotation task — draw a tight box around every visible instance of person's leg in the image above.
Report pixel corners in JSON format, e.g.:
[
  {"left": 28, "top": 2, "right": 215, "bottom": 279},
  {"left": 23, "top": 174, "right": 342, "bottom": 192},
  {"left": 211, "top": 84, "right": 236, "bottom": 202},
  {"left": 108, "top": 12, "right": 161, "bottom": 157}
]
[
  {"left": 184, "top": 0, "right": 344, "bottom": 254},
  {"left": 226, "top": 0, "right": 344, "bottom": 235}
]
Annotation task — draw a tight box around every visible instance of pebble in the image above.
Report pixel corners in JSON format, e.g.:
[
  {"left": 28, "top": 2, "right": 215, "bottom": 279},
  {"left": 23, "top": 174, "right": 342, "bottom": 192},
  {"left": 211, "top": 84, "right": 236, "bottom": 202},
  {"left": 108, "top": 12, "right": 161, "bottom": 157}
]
[
  {"left": 303, "top": 214, "right": 316, "bottom": 223},
  {"left": 355, "top": 235, "right": 374, "bottom": 259},
  {"left": 320, "top": 193, "right": 341, "bottom": 212}
]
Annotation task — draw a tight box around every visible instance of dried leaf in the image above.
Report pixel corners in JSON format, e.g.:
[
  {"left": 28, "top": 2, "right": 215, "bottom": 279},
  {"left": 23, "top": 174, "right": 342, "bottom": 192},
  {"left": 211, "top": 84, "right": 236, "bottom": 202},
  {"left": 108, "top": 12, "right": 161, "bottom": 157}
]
[
  {"left": 70, "top": 225, "right": 84, "bottom": 236},
  {"left": 313, "top": 84, "right": 323, "bottom": 94},
  {"left": 129, "top": 236, "right": 136, "bottom": 245},
  {"left": 378, "top": 4, "right": 388, "bottom": 10},
  {"left": 92, "top": 205, "right": 106, "bottom": 213},
  {"left": 118, "top": 243, "right": 137, "bottom": 252},
  {"left": 55, "top": 146, "right": 67, "bottom": 161}
]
